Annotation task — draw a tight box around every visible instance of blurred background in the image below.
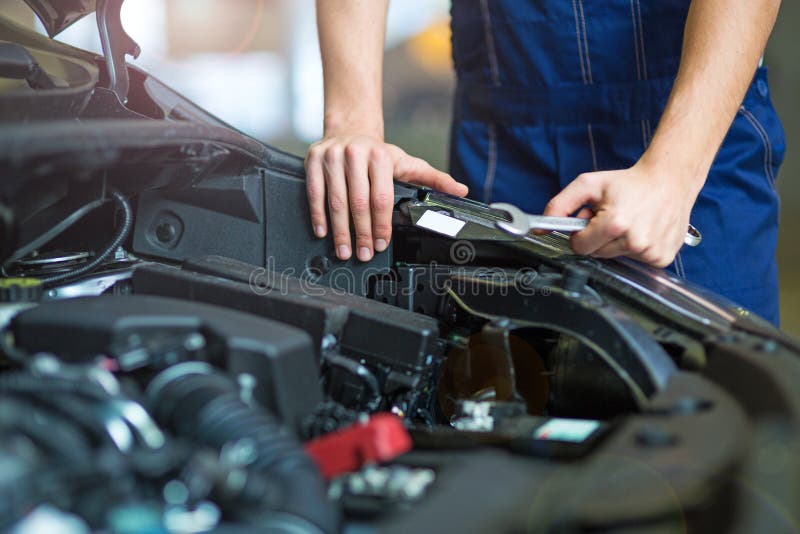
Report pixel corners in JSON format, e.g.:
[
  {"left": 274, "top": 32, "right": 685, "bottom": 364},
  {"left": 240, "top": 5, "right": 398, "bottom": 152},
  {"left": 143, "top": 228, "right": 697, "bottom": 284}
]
[{"left": 2, "top": 0, "right": 798, "bottom": 336}]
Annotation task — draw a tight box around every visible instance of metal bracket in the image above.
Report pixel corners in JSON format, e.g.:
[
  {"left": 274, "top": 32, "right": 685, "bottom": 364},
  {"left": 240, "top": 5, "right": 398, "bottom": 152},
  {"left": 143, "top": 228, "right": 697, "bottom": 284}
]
[
  {"left": 480, "top": 320, "right": 525, "bottom": 403},
  {"left": 96, "top": 0, "right": 140, "bottom": 104},
  {"left": 438, "top": 267, "right": 677, "bottom": 408}
]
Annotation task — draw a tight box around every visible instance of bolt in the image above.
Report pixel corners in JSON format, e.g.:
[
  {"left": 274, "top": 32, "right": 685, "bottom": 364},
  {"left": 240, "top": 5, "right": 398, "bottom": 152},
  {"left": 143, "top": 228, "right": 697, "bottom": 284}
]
[
  {"left": 238, "top": 373, "right": 257, "bottom": 405},
  {"left": 321, "top": 334, "right": 338, "bottom": 351},
  {"left": 562, "top": 265, "right": 590, "bottom": 294},
  {"left": 183, "top": 333, "right": 206, "bottom": 351},
  {"left": 155, "top": 222, "right": 177, "bottom": 243},
  {"left": 308, "top": 256, "right": 331, "bottom": 279}
]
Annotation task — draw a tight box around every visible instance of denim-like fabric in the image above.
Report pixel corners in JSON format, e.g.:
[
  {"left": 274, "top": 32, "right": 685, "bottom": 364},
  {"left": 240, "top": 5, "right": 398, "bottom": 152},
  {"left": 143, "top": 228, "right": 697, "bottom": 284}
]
[{"left": 449, "top": 0, "right": 784, "bottom": 324}]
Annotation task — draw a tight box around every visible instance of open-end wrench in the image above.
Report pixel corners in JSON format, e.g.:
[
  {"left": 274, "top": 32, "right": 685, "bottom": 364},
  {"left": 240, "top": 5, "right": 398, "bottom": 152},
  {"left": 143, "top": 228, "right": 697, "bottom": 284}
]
[{"left": 490, "top": 202, "right": 702, "bottom": 247}]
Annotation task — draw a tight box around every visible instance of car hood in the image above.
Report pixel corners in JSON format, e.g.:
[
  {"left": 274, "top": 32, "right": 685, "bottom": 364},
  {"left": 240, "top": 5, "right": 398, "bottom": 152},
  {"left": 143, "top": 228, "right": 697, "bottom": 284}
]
[{"left": 23, "top": 0, "right": 97, "bottom": 37}]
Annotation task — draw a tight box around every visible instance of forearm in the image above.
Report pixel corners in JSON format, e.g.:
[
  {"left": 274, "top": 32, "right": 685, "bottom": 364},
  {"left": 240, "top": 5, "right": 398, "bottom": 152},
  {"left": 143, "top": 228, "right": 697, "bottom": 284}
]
[
  {"left": 641, "top": 0, "right": 781, "bottom": 192},
  {"left": 316, "top": 0, "right": 389, "bottom": 138}
]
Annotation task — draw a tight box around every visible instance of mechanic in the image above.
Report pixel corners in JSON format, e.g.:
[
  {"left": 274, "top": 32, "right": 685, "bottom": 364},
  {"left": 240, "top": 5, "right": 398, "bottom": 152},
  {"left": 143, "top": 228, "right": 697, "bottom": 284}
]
[{"left": 305, "top": 1, "right": 784, "bottom": 325}]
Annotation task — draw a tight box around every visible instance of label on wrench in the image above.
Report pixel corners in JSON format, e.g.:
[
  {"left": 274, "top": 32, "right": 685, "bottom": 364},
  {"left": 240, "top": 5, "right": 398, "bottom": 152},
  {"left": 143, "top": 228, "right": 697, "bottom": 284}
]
[{"left": 416, "top": 210, "right": 467, "bottom": 238}]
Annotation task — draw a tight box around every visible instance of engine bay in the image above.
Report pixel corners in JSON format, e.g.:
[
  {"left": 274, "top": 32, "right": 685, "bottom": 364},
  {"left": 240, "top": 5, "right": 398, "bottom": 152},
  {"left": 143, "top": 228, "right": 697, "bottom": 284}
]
[
  {"left": 0, "top": 151, "right": 798, "bottom": 532},
  {"left": 1, "top": 11, "right": 800, "bottom": 531}
]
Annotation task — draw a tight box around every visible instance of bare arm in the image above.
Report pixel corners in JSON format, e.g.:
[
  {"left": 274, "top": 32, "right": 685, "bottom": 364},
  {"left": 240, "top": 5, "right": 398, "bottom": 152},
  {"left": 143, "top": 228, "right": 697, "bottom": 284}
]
[
  {"left": 308, "top": 0, "right": 467, "bottom": 262},
  {"left": 544, "top": 0, "right": 781, "bottom": 267},
  {"left": 317, "top": 0, "right": 388, "bottom": 139}
]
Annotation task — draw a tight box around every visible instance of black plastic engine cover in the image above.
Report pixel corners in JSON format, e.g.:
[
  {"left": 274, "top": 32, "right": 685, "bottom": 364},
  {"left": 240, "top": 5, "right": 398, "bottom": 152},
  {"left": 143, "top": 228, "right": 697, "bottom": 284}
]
[
  {"left": 132, "top": 170, "right": 393, "bottom": 296},
  {"left": 132, "top": 262, "right": 350, "bottom": 359},
  {"left": 148, "top": 255, "right": 443, "bottom": 372},
  {"left": 132, "top": 173, "right": 267, "bottom": 267},
  {"left": 10, "top": 295, "right": 322, "bottom": 430}
]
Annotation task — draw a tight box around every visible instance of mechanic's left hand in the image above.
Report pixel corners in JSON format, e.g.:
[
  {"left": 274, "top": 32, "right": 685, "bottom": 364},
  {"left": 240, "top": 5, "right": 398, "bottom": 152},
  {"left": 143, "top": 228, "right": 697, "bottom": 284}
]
[{"left": 543, "top": 161, "right": 701, "bottom": 268}]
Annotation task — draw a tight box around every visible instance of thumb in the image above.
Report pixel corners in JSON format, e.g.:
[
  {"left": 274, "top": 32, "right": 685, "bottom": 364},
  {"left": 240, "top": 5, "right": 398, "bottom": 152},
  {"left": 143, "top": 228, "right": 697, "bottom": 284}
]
[
  {"left": 544, "top": 172, "right": 606, "bottom": 217},
  {"left": 391, "top": 148, "right": 469, "bottom": 197}
]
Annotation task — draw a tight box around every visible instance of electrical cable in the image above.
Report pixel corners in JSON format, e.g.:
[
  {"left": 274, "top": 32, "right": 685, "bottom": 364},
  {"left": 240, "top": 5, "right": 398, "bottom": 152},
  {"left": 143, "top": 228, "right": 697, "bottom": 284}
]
[
  {"left": 321, "top": 351, "right": 382, "bottom": 411},
  {"left": 38, "top": 189, "right": 132, "bottom": 286},
  {"left": 5, "top": 197, "right": 105, "bottom": 265}
]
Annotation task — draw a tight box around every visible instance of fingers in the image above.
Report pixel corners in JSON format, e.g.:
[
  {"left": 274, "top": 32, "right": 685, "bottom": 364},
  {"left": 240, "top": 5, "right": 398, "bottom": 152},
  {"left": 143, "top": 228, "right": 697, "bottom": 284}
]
[
  {"left": 543, "top": 173, "right": 606, "bottom": 218},
  {"left": 369, "top": 148, "right": 394, "bottom": 253},
  {"left": 646, "top": 251, "right": 678, "bottom": 269},
  {"left": 591, "top": 235, "right": 639, "bottom": 259},
  {"left": 306, "top": 138, "right": 398, "bottom": 261},
  {"left": 543, "top": 172, "right": 618, "bottom": 256},
  {"left": 344, "top": 146, "right": 374, "bottom": 262},
  {"left": 543, "top": 168, "right": 689, "bottom": 268},
  {"left": 577, "top": 213, "right": 679, "bottom": 268},
  {"left": 592, "top": 236, "right": 676, "bottom": 267},
  {"left": 306, "top": 138, "right": 462, "bottom": 262},
  {"left": 391, "top": 147, "right": 469, "bottom": 197},
  {"left": 534, "top": 206, "right": 594, "bottom": 236},
  {"left": 323, "top": 146, "right": 353, "bottom": 260},
  {"left": 305, "top": 143, "right": 327, "bottom": 238},
  {"left": 571, "top": 209, "right": 629, "bottom": 256},
  {"left": 591, "top": 220, "right": 657, "bottom": 262}
]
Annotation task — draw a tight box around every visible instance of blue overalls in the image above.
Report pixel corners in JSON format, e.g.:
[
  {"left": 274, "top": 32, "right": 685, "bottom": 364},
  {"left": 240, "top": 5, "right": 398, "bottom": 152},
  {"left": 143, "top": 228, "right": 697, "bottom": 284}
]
[{"left": 449, "top": 0, "right": 785, "bottom": 325}]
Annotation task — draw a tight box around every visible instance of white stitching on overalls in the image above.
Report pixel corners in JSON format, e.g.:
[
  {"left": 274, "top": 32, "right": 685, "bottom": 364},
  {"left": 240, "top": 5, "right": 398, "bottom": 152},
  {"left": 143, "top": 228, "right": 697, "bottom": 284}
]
[
  {"left": 571, "top": 0, "right": 588, "bottom": 84},
  {"left": 741, "top": 106, "right": 777, "bottom": 186},
  {"left": 632, "top": 1, "right": 649, "bottom": 153},
  {"left": 640, "top": 120, "right": 648, "bottom": 151},
  {"left": 577, "top": 0, "right": 593, "bottom": 84},
  {"left": 587, "top": 124, "right": 600, "bottom": 170},
  {"left": 479, "top": 0, "right": 501, "bottom": 86},
  {"left": 634, "top": 0, "right": 648, "bottom": 80},
  {"left": 575, "top": 1, "right": 597, "bottom": 171},
  {"left": 483, "top": 125, "right": 499, "bottom": 202},
  {"left": 635, "top": 6, "right": 652, "bottom": 144},
  {"left": 629, "top": 0, "right": 642, "bottom": 80},
  {"left": 588, "top": 124, "right": 599, "bottom": 171},
  {"left": 676, "top": 251, "right": 687, "bottom": 279},
  {"left": 641, "top": 120, "right": 653, "bottom": 150},
  {"left": 479, "top": 0, "right": 500, "bottom": 202},
  {"left": 739, "top": 105, "right": 777, "bottom": 189}
]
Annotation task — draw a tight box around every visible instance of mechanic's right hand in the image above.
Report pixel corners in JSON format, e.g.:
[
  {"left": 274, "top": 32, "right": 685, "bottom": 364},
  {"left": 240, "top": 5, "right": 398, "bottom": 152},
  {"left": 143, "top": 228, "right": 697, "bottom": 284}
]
[{"left": 305, "top": 134, "right": 469, "bottom": 262}]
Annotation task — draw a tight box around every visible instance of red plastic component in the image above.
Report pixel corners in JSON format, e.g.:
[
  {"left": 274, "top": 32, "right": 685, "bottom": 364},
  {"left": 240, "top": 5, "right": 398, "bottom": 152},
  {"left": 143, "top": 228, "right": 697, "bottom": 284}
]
[{"left": 304, "top": 413, "right": 413, "bottom": 480}]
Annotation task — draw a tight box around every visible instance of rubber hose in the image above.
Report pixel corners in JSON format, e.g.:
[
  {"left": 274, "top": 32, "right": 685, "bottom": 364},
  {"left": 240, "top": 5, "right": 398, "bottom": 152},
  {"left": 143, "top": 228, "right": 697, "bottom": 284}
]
[
  {"left": 0, "top": 397, "right": 93, "bottom": 461},
  {"left": 0, "top": 372, "right": 112, "bottom": 400},
  {"left": 148, "top": 370, "right": 340, "bottom": 533}
]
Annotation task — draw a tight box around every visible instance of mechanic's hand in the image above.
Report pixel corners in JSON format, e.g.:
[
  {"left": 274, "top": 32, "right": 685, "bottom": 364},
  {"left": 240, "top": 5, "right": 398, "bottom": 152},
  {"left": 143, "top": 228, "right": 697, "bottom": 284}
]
[
  {"left": 543, "top": 161, "right": 700, "bottom": 268},
  {"left": 305, "top": 133, "right": 468, "bottom": 262}
]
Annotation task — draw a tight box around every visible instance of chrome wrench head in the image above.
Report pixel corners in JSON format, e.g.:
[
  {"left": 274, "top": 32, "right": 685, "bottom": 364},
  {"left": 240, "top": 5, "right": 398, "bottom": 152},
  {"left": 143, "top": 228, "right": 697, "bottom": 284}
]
[
  {"left": 492, "top": 202, "right": 703, "bottom": 248},
  {"left": 490, "top": 203, "right": 533, "bottom": 236}
]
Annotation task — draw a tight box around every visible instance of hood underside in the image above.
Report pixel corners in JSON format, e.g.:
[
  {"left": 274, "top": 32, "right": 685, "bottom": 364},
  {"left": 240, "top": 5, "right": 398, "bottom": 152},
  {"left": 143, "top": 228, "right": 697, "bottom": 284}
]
[{"left": 23, "top": 0, "right": 96, "bottom": 37}]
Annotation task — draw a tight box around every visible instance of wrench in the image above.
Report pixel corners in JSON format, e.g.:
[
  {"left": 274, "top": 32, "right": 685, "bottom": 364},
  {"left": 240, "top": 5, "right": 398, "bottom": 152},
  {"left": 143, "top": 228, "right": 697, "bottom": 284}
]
[{"left": 490, "top": 202, "right": 702, "bottom": 247}]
